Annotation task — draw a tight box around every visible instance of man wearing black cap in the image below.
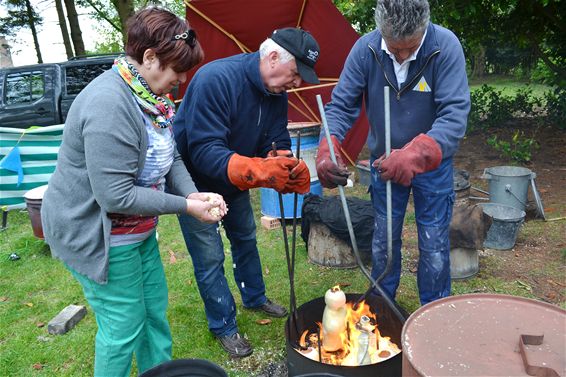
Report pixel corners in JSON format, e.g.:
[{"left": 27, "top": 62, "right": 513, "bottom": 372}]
[{"left": 173, "top": 28, "right": 320, "bottom": 357}]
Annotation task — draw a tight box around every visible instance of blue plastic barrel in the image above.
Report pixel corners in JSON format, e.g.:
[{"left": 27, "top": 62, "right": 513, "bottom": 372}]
[
  {"left": 261, "top": 180, "right": 323, "bottom": 219},
  {"left": 260, "top": 122, "right": 323, "bottom": 219}
]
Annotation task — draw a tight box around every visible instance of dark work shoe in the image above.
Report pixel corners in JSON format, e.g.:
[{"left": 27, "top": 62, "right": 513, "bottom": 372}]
[
  {"left": 254, "top": 298, "right": 288, "bottom": 318},
  {"left": 216, "top": 332, "right": 253, "bottom": 358}
]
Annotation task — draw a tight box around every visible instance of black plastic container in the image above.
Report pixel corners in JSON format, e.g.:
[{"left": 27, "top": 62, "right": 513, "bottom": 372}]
[{"left": 139, "top": 358, "right": 227, "bottom": 377}]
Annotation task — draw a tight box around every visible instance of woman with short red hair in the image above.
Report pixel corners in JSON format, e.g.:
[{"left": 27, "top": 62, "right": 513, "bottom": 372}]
[{"left": 41, "top": 7, "right": 225, "bottom": 376}]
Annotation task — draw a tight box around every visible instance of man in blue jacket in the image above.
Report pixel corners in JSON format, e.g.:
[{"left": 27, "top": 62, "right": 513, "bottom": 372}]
[
  {"left": 174, "top": 28, "right": 320, "bottom": 357},
  {"left": 316, "top": 0, "right": 470, "bottom": 305}
]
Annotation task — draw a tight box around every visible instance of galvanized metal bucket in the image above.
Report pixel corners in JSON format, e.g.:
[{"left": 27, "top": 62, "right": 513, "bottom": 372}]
[
  {"left": 482, "top": 166, "right": 534, "bottom": 212},
  {"left": 450, "top": 247, "right": 478, "bottom": 279},
  {"left": 481, "top": 203, "right": 526, "bottom": 250}
]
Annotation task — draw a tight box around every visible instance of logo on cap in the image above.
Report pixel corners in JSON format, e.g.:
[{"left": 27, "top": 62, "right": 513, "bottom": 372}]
[{"left": 307, "top": 49, "right": 319, "bottom": 64}]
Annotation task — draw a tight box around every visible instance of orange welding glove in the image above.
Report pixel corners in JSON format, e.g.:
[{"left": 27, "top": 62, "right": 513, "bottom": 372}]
[
  {"left": 227, "top": 154, "right": 299, "bottom": 192},
  {"left": 316, "top": 135, "right": 349, "bottom": 188},
  {"left": 373, "top": 133, "right": 442, "bottom": 187},
  {"left": 281, "top": 159, "right": 310, "bottom": 194}
]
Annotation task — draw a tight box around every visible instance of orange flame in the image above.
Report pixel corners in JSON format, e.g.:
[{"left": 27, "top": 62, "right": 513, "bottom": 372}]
[{"left": 296, "top": 299, "right": 400, "bottom": 366}]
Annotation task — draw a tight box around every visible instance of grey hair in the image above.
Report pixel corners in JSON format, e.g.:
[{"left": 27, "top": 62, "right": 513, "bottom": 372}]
[
  {"left": 259, "top": 38, "right": 294, "bottom": 63},
  {"left": 374, "top": 0, "right": 430, "bottom": 40}
]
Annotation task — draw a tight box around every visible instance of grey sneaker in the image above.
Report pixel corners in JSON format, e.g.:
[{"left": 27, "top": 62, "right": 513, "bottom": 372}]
[{"left": 216, "top": 332, "right": 253, "bottom": 358}]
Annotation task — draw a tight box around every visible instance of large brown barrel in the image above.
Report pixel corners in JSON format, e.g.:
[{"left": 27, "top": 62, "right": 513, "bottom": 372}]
[{"left": 401, "top": 294, "right": 565, "bottom": 376}]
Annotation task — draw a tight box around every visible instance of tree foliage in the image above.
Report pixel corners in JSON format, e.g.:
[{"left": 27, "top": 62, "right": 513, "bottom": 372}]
[
  {"left": 332, "top": 0, "right": 565, "bottom": 86},
  {"left": 78, "top": 0, "right": 185, "bottom": 52},
  {"left": 333, "top": 0, "right": 376, "bottom": 35},
  {"left": 2, "top": 0, "right": 564, "bottom": 84},
  {"left": 0, "top": 0, "right": 43, "bottom": 62},
  {"left": 431, "top": 0, "right": 565, "bottom": 85},
  {"left": 0, "top": 0, "right": 42, "bottom": 36}
]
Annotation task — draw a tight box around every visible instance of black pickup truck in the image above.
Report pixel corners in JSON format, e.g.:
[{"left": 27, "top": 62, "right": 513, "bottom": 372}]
[{"left": 0, "top": 55, "right": 117, "bottom": 128}]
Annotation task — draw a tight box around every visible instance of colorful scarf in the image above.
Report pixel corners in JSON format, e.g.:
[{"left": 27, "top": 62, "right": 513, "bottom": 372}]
[{"left": 113, "top": 56, "right": 176, "bottom": 129}]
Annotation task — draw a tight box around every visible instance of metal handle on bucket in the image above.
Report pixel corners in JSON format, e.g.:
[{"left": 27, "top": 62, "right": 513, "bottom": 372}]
[
  {"left": 482, "top": 168, "right": 496, "bottom": 181},
  {"left": 505, "top": 184, "right": 528, "bottom": 208}
]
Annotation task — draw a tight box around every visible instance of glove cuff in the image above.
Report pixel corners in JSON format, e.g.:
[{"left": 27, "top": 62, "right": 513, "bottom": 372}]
[
  {"left": 227, "top": 154, "right": 256, "bottom": 191},
  {"left": 413, "top": 134, "right": 442, "bottom": 171}
]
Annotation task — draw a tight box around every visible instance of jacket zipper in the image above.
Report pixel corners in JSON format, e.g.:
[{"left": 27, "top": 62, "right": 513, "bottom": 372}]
[
  {"left": 369, "top": 45, "right": 398, "bottom": 98},
  {"left": 257, "top": 97, "right": 263, "bottom": 127},
  {"left": 369, "top": 44, "right": 440, "bottom": 100}
]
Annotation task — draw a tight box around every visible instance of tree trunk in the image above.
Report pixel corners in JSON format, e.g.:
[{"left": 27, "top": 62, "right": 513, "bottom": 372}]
[
  {"left": 55, "top": 0, "right": 74, "bottom": 59},
  {"left": 111, "top": 0, "right": 135, "bottom": 47},
  {"left": 63, "top": 0, "right": 86, "bottom": 56},
  {"left": 471, "top": 45, "right": 486, "bottom": 79},
  {"left": 24, "top": 0, "right": 42, "bottom": 63}
]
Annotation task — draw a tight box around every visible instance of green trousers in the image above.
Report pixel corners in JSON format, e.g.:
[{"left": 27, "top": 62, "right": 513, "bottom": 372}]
[{"left": 70, "top": 233, "right": 172, "bottom": 377}]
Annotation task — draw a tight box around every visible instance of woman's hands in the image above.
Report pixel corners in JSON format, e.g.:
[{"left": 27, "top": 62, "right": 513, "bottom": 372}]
[{"left": 186, "top": 192, "right": 228, "bottom": 223}]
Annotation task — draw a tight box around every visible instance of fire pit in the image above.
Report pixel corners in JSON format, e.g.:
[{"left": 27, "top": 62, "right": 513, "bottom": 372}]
[{"left": 286, "top": 292, "right": 406, "bottom": 376}]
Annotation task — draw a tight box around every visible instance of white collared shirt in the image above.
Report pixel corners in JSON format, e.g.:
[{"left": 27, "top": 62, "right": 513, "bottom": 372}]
[{"left": 381, "top": 29, "right": 427, "bottom": 88}]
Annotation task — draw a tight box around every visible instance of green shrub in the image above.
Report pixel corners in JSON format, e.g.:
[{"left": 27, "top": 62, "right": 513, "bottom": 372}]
[
  {"left": 487, "top": 130, "right": 539, "bottom": 163},
  {"left": 530, "top": 60, "right": 555, "bottom": 84},
  {"left": 544, "top": 87, "right": 566, "bottom": 130},
  {"left": 468, "top": 85, "right": 514, "bottom": 131},
  {"left": 511, "top": 87, "right": 543, "bottom": 118},
  {"left": 468, "top": 85, "right": 489, "bottom": 132},
  {"left": 468, "top": 85, "right": 545, "bottom": 134}
]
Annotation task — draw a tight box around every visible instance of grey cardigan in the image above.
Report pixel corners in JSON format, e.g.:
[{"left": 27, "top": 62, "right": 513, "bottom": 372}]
[{"left": 41, "top": 69, "right": 197, "bottom": 283}]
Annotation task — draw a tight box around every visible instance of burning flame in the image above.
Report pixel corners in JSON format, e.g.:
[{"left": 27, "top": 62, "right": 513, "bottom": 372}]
[{"left": 296, "top": 298, "right": 401, "bottom": 366}]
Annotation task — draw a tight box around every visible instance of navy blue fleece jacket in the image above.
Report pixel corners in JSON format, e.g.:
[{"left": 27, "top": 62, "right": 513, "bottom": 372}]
[
  {"left": 173, "top": 52, "right": 291, "bottom": 198},
  {"left": 325, "top": 23, "right": 470, "bottom": 160}
]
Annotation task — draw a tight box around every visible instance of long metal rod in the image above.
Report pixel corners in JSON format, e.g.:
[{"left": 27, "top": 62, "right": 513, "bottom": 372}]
[
  {"left": 468, "top": 196, "right": 490, "bottom": 201},
  {"left": 290, "top": 132, "right": 301, "bottom": 332},
  {"left": 376, "top": 86, "right": 393, "bottom": 284},
  {"left": 316, "top": 94, "right": 405, "bottom": 323},
  {"left": 352, "top": 88, "right": 397, "bottom": 316},
  {"left": 471, "top": 186, "right": 490, "bottom": 196},
  {"left": 272, "top": 142, "right": 293, "bottom": 316}
]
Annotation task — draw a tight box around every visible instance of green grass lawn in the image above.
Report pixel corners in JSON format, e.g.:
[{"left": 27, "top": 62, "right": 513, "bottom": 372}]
[
  {"left": 1, "top": 183, "right": 562, "bottom": 376},
  {"left": 469, "top": 75, "right": 551, "bottom": 97}
]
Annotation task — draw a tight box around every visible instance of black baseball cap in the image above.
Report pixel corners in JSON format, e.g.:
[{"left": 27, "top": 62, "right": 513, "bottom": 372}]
[{"left": 270, "top": 28, "right": 320, "bottom": 84}]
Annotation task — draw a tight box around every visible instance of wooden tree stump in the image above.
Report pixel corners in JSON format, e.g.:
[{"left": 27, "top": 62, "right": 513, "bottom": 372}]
[{"left": 307, "top": 222, "right": 371, "bottom": 268}]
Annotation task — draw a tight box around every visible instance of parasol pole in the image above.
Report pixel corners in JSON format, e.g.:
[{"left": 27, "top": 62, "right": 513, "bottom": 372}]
[
  {"left": 286, "top": 82, "right": 338, "bottom": 94},
  {"left": 184, "top": 0, "right": 252, "bottom": 53},
  {"left": 296, "top": 0, "right": 307, "bottom": 27}
]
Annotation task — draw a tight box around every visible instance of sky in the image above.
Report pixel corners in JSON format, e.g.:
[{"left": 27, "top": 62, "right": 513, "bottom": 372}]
[{"left": 0, "top": 0, "right": 99, "bottom": 67}]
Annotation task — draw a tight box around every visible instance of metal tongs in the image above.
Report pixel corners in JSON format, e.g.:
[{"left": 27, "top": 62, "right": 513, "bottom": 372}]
[
  {"left": 316, "top": 90, "right": 406, "bottom": 323},
  {"left": 272, "top": 138, "right": 303, "bottom": 344}
]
